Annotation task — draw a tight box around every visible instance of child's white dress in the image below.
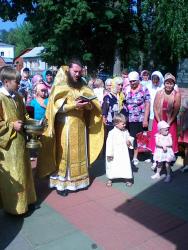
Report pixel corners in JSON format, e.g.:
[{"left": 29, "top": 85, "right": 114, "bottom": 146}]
[
  {"left": 106, "top": 127, "right": 133, "bottom": 179},
  {"left": 153, "top": 133, "right": 176, "bottom": 163}
]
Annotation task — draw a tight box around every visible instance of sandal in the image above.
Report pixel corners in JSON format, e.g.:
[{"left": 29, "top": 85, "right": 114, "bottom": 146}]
[
  {"left": 106, "top": 180, "right": 112, "bottom": 187},
  {"left": 126, "top": 182, "right": 132, "bottom": 187}
]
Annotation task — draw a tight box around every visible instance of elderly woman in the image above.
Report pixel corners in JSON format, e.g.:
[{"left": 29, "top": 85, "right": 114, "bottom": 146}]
[
  {"left": 147, "top": 71, "right": 164, "bottom": 130},
  {"left": 104, "top": 78, "right": 113, "bottom": 96},
  {"left": 93, "top": 78, "right": 104, "bottom": 106},
  {"left": 102, "top": 77, "right": 124, "bottom": 133},
  {"left": 149, "top": 73, "right": 181, "bottom": 156},
  {"left": 26, "top": 74, "right": 44, "bottom": 104},
  {"left": 123, "top": 71, "right": 150, "bottom": 165}
]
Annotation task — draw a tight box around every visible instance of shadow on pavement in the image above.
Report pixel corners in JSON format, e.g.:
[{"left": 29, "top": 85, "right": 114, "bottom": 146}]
[
  {"left": 115, "top": 168, "right": 188, "bottom": 250},
  {"left": 0, "top": 159, "right": 52, "bottom": 249},
  {"left": 0, "top": 211, "right": 23, "bottom": 250},
  {"left": 0, "top": 166, "right": 24, "bottom": 249},
  {"left": 89, "top": 154, "right": 106, "bottom": 185}
]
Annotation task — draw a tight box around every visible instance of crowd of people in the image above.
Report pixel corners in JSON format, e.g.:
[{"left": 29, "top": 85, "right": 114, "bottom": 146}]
[
  {"left": 88, "top": 68, "right": 187, "bottom": 185},
  {"left": 0, "top": 61, "right": 187, "bottom": 216}
]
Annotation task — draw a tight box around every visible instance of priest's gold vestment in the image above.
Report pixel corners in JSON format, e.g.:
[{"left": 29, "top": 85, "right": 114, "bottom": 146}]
[
  {"left": 0, "top": 93, "right": 36, "bottom": 214},
  {"left": 37, "top": 70, "right": 104, "bottom": 191}
]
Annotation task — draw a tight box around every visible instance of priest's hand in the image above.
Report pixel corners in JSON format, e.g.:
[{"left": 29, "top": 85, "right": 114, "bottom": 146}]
[
  {"left": 13, "top": 120, "right": 23, "bottom": 132},
  {"left": 75, "top": 99, "right": 89, "bottom": 110}
]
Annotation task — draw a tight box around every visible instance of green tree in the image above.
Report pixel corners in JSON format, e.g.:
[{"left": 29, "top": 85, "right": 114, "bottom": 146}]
[
  {"left": 1, "top": 23, "right": 34, "bottom": 57},
  {"left": 142, "top": 0, "right": 188, "bottom": 72},
  {"left": 1, "top": 0, "right": 188, "bottom": 72},
  {"left": 26, "top": 0, "right": 132, "bottom": 71}
]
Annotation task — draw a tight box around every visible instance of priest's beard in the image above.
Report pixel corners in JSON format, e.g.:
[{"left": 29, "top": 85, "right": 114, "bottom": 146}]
[{"left": 67, "top": 71, "right": 82, "bottom": 89}]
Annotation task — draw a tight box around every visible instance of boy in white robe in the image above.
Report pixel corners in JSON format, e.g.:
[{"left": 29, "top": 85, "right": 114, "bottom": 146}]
[{"left": 106, "top": 113, "right": 133, "bottom": 187}]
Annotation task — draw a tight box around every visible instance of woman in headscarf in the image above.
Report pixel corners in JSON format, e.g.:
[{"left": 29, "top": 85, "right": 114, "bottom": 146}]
[
  {"left": 123, "top": 71, "right": 150, "bottom": 166},
  {"left": 104, "top": 78, "right": 113, "bottom": 96},
  {"left": 147, "top": 71, "right": 164, "bottom": 130},
  {"left": 102, "top": 76, "right": 124, "bottom": 133},
  {"left": 148, "top": 73, "right": 181, "bottom": 160},
  {"left": 42, "top": 70, "right": 54, "bottom": 93},
  {"left": 28, "top": 74, "right": 44, "bottom": 103}
]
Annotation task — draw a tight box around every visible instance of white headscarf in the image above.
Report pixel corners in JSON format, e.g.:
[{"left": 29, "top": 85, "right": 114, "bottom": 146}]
[{"left": 151, "top": 71, "right": 164, "bottom": 86}]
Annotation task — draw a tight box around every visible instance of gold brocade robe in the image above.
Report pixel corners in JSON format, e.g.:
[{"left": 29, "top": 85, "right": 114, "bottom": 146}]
[
  {"left": 37, "top": 78, "right": 104, "bottom": 180},
  {"left": 0, "top": 93, "right": 36, "bottom": 214}
]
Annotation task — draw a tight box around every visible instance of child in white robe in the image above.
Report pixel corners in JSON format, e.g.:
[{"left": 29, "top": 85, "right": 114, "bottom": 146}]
[{"left": 106, "top": 113, "right": 133, "bottom": 187}]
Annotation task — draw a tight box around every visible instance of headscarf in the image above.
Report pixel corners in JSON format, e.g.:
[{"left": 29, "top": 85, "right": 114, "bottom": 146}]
[
  {"left": 111, "top": 77, "right": 123, "bottom": 94},
  {"left": 164, "top": 73, "right": 176, "bottom": 83},
  {"left": 141, "top": 70, "right": 149, "bottom": 78},
  {"left": 157, "top": 120, "right": 169, "bottom": 131},
  {"left": 151, "top": 71, "right": 164, "bottom": 86},
  {"left": 112, "top": 76, "right": 124, "bottom": 110},
  {"left": 105, "top": 78, "right": 112, "bottom": 87},
  {"left": 128, "top": 71, "right": 139, "bottom": 81},
  {"left": 42, "top": 70, "right": 53, "bottom": 82},
  {"left": 32, "top": 74, "right": 43, "bottom": 86}
]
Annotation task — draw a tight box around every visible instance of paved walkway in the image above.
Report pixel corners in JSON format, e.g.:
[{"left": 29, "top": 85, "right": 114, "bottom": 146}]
[{"left": 1, "top": 156, "right": 188, "bottom": 250}]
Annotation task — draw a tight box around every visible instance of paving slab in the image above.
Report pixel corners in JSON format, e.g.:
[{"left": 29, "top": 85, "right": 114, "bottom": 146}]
[{"left": 1, "top": 156, "right": 188, "bottom": 250}]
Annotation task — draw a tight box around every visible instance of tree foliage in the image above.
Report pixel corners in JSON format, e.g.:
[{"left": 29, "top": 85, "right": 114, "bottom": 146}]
[
  {"left": 142, "top": 0, "right": 188, "bottom": 72},
  {"left": 0, "top": 0, "right": 188, "bottom": 72},
  {"left": 0, "top": 23, "right": 34, "bottom": 57},
  {"left": 27, "top": 0, "right": 132, "bottom": 70}
]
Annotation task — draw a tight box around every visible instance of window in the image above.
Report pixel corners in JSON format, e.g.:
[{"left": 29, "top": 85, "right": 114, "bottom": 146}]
[{"left": 0, "top": 51, "right": 4, "bottom": 57}]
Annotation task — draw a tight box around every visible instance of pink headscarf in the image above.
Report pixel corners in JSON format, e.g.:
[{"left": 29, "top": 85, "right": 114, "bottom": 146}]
[{"left": 32, "top": 74, "right": 43, "bottom": 86}]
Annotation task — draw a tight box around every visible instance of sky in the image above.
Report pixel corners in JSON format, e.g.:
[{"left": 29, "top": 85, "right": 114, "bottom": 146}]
[{"left": 0, "top": 14, "right": 26, "bottom": 31}]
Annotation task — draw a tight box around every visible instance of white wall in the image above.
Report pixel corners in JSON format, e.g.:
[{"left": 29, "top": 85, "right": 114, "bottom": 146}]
[
  {"left": 0, "top": 46, "right": 14, "bottom": 59},
  {"left": 23, "top": 58, "right": 47, "bottom": 75}
]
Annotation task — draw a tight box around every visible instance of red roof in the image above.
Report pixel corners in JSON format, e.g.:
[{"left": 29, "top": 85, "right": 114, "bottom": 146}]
[{"left": 13, "top": 48, "right": 32, "bottom": 62}]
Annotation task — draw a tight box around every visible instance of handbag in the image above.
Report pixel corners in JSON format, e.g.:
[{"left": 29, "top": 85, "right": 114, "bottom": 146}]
[{"left": 136, "top": 131, "right": 152, "bottom": 153}]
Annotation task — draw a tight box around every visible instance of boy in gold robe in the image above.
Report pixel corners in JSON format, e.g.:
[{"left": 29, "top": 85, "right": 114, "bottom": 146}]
[
  {"left": 37, "top": 59, "right": 104, "bottom": 196},
  {"left": 0, "top": 66, "right": 36, "bottom": 215}
]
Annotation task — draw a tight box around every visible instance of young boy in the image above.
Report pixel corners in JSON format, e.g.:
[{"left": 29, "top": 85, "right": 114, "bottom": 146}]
[
  {"left": 106, "top": 113, "right": 134, "bottom": 187},
  {"left": 0, "top": 66, "right": 36, "bottom": 215}
]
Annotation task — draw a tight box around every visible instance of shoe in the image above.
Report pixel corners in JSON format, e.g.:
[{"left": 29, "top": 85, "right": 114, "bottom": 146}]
[
  {"left": 56, "top": 190, "right": 69, "bottom": 196},
  {"left": 160, "top": 174, "right": 167, "bottom": 179},
  {"left": 132, "top": 158, "right": 139, "bottom": 166},
  {"left": 180, "top": 165, "right": 188, "bottom": 173},
  {"left": 164, "top": 175, "right": 171, "bottom": 183},
  {"left": 145, "top": 159, "right": 151, "bottom": 163},
  {"left": 151, "top": 163, "right": 157, "bottom": 171},
  {"left": 28, "top": 203, "right": 40, "bottom": 211},
  {"left": 106, "top": 180, "right": 112, "bottom": 187},
  {"left": 125, "top": 182, "right": 132, "bottom": 187},
  {"left": 151, "top": 173, "right": 160, "bottom": 179}
]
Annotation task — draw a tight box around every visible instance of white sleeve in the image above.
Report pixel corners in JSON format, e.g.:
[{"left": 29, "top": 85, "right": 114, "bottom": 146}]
[{"left": 125, "top": 130, "right": 134, "bottom": 145}]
